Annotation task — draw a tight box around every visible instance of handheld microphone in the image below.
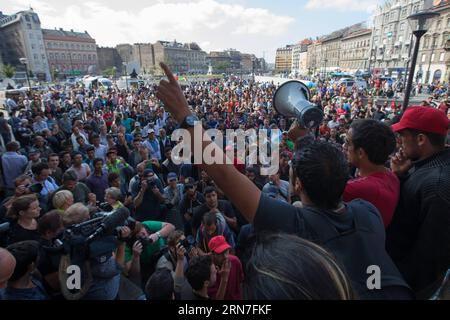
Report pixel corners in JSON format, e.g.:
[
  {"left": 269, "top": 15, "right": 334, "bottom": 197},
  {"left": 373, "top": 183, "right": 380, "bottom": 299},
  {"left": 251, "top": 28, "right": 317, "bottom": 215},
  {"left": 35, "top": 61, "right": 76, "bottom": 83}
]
[{"left": 86, "top": 207, "right": 130, "bottom": 243}]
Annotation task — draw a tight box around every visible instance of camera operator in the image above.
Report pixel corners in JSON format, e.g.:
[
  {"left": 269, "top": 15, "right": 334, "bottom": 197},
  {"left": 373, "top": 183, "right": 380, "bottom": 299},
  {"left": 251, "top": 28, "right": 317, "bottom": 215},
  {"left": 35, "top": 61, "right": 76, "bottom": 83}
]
[
  {"left": 123, "top": 220, "right": 175, "bottom": 287},
  {"left": 60, "top": 203, "right": 125, "bottom": 300},
  {"left": 131, "top": 169, "right": 166, "bottom": 222}
]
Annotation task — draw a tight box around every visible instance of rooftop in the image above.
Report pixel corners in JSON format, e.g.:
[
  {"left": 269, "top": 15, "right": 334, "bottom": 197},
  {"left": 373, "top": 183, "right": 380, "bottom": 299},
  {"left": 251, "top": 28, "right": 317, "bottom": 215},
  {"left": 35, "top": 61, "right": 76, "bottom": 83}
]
[{"left": 42, "top": 28, "right": 93, "bottom": 40}]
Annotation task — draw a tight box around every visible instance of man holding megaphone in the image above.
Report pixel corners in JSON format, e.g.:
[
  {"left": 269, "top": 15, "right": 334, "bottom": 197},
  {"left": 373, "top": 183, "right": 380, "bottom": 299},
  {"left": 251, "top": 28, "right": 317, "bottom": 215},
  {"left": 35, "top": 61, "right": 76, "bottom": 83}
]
[{"left": 155, "top": 62, "right": 412, "bottom": 300}]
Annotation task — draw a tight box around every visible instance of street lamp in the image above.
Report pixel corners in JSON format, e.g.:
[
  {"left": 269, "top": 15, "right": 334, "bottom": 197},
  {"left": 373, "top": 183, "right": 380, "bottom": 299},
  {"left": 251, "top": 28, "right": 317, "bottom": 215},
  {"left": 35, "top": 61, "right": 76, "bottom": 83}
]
[
  {"left": 402, "top": 10, "right": 439, "bottom": 111},
  {"left": 122, "top": 62, "right": 129, "bottom": 92},
  {"left": 19, "top": 58, "right": 32, "bottom": 96}
]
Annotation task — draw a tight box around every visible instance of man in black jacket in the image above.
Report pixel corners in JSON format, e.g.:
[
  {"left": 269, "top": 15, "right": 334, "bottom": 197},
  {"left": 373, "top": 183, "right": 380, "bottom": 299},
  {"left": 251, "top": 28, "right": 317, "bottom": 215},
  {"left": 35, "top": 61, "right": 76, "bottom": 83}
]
[{"left": 387, "top": 106, "right": 450, "bottom": 299}]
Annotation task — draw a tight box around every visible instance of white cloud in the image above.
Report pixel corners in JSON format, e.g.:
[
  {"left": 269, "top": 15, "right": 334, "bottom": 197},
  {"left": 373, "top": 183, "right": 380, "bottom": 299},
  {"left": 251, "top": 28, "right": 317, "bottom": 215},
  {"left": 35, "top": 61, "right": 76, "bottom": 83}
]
[
  {"left": 4, "top": 0, "right": 294, "bottom": 60},
  {"left": 305, "top": 0, "right": 380, "bottom": 13}
]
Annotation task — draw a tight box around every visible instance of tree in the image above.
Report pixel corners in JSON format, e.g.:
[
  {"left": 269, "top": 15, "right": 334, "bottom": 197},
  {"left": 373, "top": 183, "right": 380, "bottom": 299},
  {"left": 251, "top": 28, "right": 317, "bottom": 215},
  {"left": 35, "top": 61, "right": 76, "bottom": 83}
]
[
  {"left": 52, "top": 68, "right": 59, "bottom": 81},
  {"left": 1, "top": 64, "right": 16, "bottom": 78},
  {"left": 102, "top": 66, "right": 117, "bottom": 78},
  {"left": 215, "top": 61, "right": 231, "bottom": 73}
]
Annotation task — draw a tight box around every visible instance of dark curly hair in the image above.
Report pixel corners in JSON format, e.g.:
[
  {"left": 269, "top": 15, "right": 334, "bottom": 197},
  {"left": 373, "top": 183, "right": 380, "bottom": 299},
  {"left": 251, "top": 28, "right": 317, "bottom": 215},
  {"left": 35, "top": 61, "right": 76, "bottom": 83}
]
[
  {"left": 293, "top": 140, "right": 348, "bottom": 209},
  {"left": 350, "top": 119, "right": 396, "bottom": 165}
]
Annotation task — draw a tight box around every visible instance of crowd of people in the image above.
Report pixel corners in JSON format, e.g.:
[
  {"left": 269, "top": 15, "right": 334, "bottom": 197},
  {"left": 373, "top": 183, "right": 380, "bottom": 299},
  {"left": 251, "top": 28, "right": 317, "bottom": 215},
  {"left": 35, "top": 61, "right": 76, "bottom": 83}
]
[{"left": 0, "top": 63, "right": 449, "bottom": 300}]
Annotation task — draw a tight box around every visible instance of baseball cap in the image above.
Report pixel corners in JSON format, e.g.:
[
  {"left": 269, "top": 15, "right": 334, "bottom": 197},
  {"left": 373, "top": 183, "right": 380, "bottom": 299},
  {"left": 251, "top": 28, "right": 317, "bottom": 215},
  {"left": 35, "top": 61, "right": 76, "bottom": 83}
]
[
  {"left": 148, "top": 129, "right": 155, "bottom": 134},
  {"left": 28, "top": 148, "right": 40, "bottom": 156},
  {"left": 143, "top": 169, "right": 154, "bottom": 177},
  {"left": 391, "top": 106, "right": 449, "bottom": 136},
  {"left": 167, "top": 172, "right": 177, "bottom": 181},
  {"left": 208, "top": 235, "right": 231, "bottom": 254}
]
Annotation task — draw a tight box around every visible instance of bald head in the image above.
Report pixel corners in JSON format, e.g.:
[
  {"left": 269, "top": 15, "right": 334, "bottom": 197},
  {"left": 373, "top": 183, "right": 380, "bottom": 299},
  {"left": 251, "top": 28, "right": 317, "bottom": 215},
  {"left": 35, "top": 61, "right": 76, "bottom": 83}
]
[{"left": 0, "top": 248, "right": 16, "bottom": 288}]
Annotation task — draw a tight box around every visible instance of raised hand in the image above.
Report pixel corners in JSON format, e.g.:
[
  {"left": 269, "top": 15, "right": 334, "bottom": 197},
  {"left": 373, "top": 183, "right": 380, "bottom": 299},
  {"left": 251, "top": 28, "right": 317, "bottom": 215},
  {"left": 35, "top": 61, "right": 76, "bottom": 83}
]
[{"left": 155, "top": 62, "right": 191, "bottom": 123}]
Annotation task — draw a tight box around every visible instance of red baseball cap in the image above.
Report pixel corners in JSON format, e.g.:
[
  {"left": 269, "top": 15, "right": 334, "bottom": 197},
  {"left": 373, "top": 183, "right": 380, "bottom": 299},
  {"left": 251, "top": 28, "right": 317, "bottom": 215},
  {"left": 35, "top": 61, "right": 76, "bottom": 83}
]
[
  {"left": 391, "top": 106, "right": 449, "bottom": 136},
  {"left": 208, "top": 235, "right": 231, "bottom": 254}
]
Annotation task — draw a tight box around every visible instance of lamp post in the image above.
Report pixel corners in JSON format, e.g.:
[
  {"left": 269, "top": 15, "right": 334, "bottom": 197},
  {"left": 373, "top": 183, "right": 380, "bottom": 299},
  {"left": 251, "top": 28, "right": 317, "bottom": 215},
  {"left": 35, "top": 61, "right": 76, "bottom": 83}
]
[
  {"left": 19, "top": 58, "right": 32, "bottom": 96},
  {"left": 402, "top": 10, "right": 439, "bottom": 111},
  {"left": 122, "top": 62, "right": 128, "bottom": 92},
  {"left": 425, "top": 33, "right": 438, "bottom": 84}
]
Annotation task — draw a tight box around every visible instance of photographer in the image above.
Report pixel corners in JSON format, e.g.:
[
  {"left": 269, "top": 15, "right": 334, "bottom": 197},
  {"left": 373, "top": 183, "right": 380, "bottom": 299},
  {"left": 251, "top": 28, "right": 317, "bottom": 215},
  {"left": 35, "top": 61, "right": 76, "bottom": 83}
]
[
  {"left": 156, "top": 230, "right": 191, "bottom": 295},
  {"left": 123, "top": 220, "right": 175, "bottom": 287},
  {"left": 1, "top": 175, "right": 33, "bottom": 221},
  {"left": 131, "top": 169, "right": 166, "bottom": 222},
  {"left": 31, "top": 162, "right": 59, "bottom": 201}
]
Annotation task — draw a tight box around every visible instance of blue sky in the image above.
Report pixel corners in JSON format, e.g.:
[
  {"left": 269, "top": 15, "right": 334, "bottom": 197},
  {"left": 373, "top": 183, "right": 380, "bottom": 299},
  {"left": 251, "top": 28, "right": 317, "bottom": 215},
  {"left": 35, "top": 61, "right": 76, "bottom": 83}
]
[{"left": 3, "top": 0, "right": 384, "bottom": 62}]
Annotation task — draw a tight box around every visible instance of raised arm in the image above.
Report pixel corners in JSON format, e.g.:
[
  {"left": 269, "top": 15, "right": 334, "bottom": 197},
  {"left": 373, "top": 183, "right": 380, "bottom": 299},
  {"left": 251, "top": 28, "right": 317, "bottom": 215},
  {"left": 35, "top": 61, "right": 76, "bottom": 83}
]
[{"left": 156, "top": 63, "right": 261, "bottom": 223}]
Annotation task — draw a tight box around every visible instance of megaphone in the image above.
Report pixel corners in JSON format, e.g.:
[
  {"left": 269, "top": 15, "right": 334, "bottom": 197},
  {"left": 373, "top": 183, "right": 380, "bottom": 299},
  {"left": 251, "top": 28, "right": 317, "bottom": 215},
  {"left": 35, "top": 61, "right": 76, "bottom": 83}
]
[{"left": 273, "top": 80, "right": 324, "bottom": 129}]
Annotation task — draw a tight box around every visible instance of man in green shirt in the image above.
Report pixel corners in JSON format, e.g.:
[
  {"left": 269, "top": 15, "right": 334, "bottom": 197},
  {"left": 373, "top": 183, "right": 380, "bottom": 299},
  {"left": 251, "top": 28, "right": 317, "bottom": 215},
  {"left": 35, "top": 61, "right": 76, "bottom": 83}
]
[{"left": 124, "top": 220, "right": 175, "bottom": 285}]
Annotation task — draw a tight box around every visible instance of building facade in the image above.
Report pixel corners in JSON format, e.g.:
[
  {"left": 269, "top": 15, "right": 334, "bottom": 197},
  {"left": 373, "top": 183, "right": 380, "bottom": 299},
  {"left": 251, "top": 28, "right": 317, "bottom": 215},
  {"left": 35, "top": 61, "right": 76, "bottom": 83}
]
[
  {"left": 370, "top": 0, "right": 426, "bottom": 78},
  {"left": 340, "top": 29, "right": 372, "bottom": 72},
  {"left": 415, "top": 1, "right": 450, "bottom": 84},
  {"left": 0, "top": 9, "right": 50, "bottom": 81},
  {"left": 292, "top": 39, "right": 312, "bottom": 76},
  {"left": 96, "top": 46, "right": 123, "bottom": 73},
  {"left": 43, "top": 28, "right": 98, "bottom": 77},
  {"left": 306, "top": 40, "right": 323, "bottom": 76},
  {"left": 275, "top": 45, "right": 293, "bottom": 74},
  {"left": 153, "top": 40, "right": 207, "bottom": 74},
  {"left": 132, "top": 43, "right": 154, "bottom": 74}
]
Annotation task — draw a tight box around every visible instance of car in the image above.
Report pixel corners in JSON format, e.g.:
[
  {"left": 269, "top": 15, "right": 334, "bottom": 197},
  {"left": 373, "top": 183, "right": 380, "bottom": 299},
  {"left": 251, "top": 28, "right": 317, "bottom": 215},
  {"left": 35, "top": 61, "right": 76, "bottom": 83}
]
[{"left": 338, "top": 78, "right": 367, "bottom": 91}]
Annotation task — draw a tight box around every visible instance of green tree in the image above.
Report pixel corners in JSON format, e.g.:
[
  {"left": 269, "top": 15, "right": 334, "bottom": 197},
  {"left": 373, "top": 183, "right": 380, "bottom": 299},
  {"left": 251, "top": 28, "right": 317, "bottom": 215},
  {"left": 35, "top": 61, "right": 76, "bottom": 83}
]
[
  {"left": 215, "top": 62, "right": 231, "bottom": 73},
  {"left": 103, "top": 66, "right": 117, "bottom": 78},
  {"left": 1, "top": 64, "right": 16, "bottom": 78},
  {"left": 52, "top": 68, "right": 59, "bottom": 81}
]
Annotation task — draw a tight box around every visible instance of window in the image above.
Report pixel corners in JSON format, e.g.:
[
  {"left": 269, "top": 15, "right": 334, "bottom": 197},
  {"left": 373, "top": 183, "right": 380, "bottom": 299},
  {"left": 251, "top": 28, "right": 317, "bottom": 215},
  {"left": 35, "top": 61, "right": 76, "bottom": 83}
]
[
  {"left": 400, "top": 23, "right": 405, "bottom": 31},
  {"left": 399, "top": 35, "right": 403, "bottom": 43},
  {"left": 88, "top": 54, "right": 91, "bottom": 61},
  {"left": 421, "top": 54, "right": 426, "bottom": 62},
  {"left": 27, "top": 23, "right": 32, "bottom": 29},
  {"left": 440, "top": 53, "right": 445, "bottom": 62},
  {"left": 62, "top": 53, "right": 65, "bottom": 60},
  {"left": 401, "top": 8, "right": 407, "bottom": 16},
  {"left": 31, "top": 43, "right": 35, "bottom": 49},
  {"left": 34, "top": 54, "right": 38, "bottom": 60},
  {"left": 41, "top": 54, "right": 45, "bottom": 60},
  {"left": 431, "top": 53, "right": 435, "bottom": 62},
  {"left": 49, "top": 53, "right": 54, "bottom": 59}
]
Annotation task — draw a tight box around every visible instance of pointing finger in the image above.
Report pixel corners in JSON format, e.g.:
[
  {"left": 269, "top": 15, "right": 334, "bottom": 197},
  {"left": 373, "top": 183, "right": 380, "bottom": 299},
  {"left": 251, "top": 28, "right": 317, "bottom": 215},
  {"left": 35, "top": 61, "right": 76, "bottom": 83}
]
[{"left": 160, "top": 62, "right": 176, "bottom": 84}]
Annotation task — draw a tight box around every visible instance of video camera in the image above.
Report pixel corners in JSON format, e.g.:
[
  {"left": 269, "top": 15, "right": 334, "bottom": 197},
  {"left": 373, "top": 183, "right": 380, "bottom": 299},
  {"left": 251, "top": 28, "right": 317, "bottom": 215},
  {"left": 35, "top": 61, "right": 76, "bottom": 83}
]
[{"left": 45, "top": 207, "right": 136, "bottom": 259}]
